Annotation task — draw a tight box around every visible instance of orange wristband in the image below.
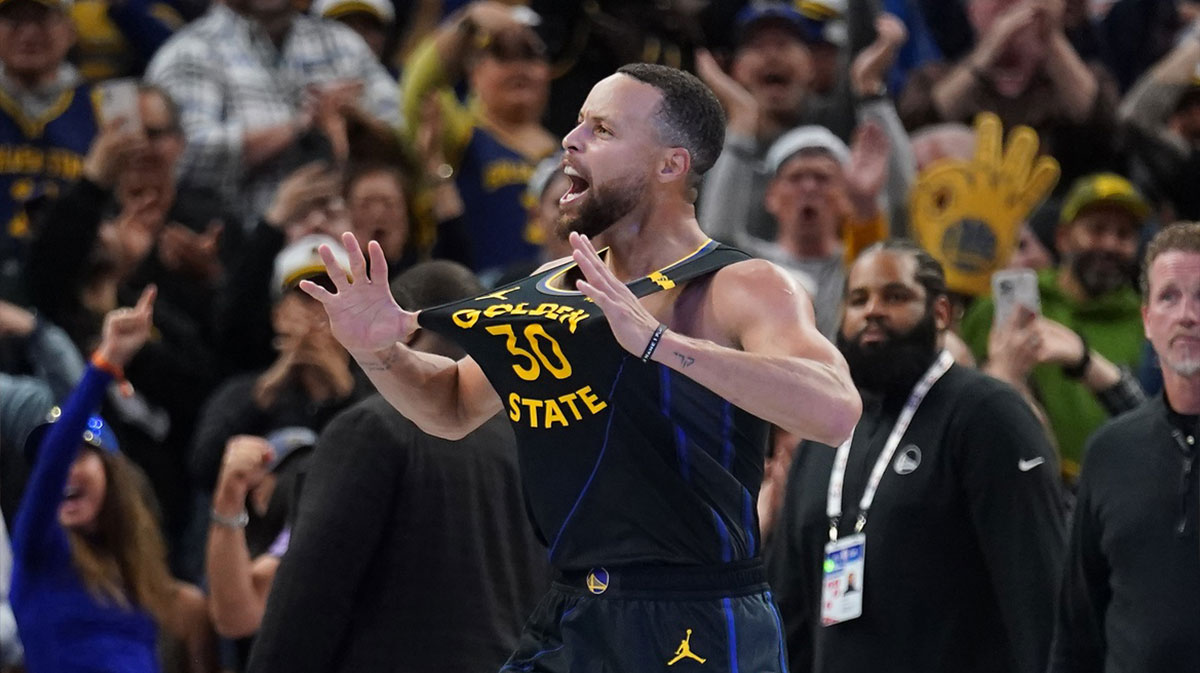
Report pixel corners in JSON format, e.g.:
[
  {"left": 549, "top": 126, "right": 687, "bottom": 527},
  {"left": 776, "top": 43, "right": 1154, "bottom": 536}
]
[{"left": 91, "top": 352, "right": 134, "bottom": 397}]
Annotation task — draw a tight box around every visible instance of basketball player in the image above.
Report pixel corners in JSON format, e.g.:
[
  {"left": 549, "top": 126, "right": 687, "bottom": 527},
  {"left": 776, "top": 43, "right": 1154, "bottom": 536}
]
[{"left": 302, "top": 63, "right": 860, "bottom": 671}]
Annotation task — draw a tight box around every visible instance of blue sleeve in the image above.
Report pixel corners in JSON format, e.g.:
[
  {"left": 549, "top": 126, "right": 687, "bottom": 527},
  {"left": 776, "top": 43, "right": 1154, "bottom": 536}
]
[
  {"left": 107, "top": 0, "right": 180, "bottom": 68},
  {"left": 11, "top": 366, "right": 113, "bottom": 567}
]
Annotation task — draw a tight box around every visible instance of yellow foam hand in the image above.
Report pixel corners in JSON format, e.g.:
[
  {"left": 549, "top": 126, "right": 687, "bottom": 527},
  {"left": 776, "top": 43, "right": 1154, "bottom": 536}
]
[{"left": 910, "top": 113, "right": 1060, "bottom": 296}]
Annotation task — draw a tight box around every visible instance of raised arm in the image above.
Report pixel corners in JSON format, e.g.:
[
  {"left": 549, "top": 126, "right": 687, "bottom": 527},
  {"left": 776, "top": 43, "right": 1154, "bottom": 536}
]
[
  {"left": 300, "top": 232, "right": 501, "bottom": 439},
  {"left": 570, "top": 233, "right": 861, "bottom": 445},
  {"left": 206, "top": 435, "right": 278, "bottom": 638},
  {"left": 1118, "top": 18, "right": 1200, "bottom": 154}
]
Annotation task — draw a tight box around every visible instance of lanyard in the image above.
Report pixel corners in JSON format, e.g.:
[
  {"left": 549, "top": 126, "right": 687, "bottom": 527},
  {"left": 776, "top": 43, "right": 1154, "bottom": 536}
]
[{"left": 827, "top": 350, "right": 954, "bottom": 542}]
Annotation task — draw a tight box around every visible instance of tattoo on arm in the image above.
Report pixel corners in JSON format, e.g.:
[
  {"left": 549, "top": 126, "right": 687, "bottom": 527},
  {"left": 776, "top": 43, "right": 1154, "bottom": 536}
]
[
  {"left": 674, "top": 352, "right": 695, "bottom": 368},
  {"left": 359, "top": 347, "right": 401, "bottom": 372}
]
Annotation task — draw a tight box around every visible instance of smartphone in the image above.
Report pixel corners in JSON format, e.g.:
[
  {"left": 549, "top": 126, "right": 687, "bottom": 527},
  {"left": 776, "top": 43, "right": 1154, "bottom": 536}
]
[
  {"left": 992, "top": 269, "right": 1041, "bottom": 326},
  {"left": 97, "top": 79, "right": 141, "bottom": 132}
]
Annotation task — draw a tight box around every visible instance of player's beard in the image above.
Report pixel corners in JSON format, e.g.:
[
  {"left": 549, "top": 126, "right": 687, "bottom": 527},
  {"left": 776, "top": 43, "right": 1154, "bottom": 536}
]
[
  {"left": 836, "top": 309, "right": 940, "bottom": 399},
  {"left": 1069, "top": 250, "right": 1137, "bottom": 299},
  {"left": 556, "top": 173, "right": 645, "bottom": 240}
]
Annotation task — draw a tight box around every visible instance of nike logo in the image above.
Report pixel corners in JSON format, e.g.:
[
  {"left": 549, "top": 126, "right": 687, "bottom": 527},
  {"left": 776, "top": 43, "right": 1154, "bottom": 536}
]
[{"left": 1018, "top": 457, "right": 1045, "bottom": 472}]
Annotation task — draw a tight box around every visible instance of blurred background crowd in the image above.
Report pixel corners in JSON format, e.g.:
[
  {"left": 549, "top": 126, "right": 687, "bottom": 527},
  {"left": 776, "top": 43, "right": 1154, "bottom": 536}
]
[{"left": 0, "top": 0, "right": 1198, "bottom": 671}]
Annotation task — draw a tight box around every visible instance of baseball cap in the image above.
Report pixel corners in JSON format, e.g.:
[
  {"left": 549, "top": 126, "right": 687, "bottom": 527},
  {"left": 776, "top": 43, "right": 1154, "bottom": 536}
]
[
  {"left": 765, "top": 125, "right": 851, "bottom": 174},
  {"left": 0, "top": 0, "right": 73, "bottom": 12},
  {"left": 310, "top": 0, "right": 393, "bottom": 24},
  {"left": 24, "top": 407, "right": 119, "bottom": 464},
  {"left": 797, "top": 0, "right": 844, "bottom": 19},
  {"left": 735, "top": 1, "right": 820, "bottom": 45},
  {"left": 272, "top": 233, "right": 353, "bottom": 298},
  {"left": 1059, "top": 173, "right": 1149, "bottom": 226},
  {"left": 263, "top": 427, "right": 318, "bottom": 473}
]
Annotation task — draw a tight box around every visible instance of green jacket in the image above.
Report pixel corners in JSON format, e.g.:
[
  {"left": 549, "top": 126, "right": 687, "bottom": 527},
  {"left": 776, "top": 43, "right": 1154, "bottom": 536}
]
[{"left": 960, "top": 269, "right": 1144, "bottom": 478}]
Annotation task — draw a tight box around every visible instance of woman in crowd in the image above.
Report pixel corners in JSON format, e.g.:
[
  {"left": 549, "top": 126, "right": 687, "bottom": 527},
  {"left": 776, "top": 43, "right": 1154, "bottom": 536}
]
[{"left": 9, "top": 286, "right": 213, "bottom": 673}]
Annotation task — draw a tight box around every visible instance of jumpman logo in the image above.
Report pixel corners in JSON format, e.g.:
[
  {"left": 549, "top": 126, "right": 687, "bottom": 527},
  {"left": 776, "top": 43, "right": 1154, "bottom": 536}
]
[{"left": 667, "top": 629, "right": 706, "bottom": 666}]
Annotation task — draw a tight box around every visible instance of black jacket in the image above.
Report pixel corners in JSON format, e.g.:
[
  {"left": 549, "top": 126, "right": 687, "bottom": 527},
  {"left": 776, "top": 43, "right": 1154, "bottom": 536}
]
[
  {"left": 1050, "top": 393, "right": 1200, "bottom": 673},
  {"left": 767, "top": 364, "right": 1066, "bottom": 673},
  {"left": 247, "top": 397, "right": 550, "bottom": 673}
]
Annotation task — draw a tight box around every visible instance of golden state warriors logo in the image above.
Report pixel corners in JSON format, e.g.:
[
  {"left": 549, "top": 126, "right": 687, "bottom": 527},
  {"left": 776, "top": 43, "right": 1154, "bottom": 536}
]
[{"left": 586, "top": 568, "right": 609, "bottom": 595}]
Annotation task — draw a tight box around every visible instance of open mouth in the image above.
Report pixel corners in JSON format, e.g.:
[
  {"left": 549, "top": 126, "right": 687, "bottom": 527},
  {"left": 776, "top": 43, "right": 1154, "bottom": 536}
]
[
  {"left": 560, "top": 166, "right": 590, "bottom": 206},
  {"left": 757, "top": 69, "right": 794, "bottom": 92}
]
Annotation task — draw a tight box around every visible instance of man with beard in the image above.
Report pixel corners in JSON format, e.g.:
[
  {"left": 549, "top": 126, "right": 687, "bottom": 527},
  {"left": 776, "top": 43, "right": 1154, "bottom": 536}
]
[
  {"left": 1050, "top": 222, "right": 1200, "bottom": 673},
  {"left": 961, "top": 173, "right": 1148, "bottom": 483},
  {"left": 767, "top": 239, "right": 1065, "bottom": 673},
  {"left": 300, "top": 63, "right": 861, "bottom": 671}
]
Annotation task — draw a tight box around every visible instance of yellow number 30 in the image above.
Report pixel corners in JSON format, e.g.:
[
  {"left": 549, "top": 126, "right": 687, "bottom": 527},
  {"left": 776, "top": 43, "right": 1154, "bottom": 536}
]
[{"left": 485, "top": 324, "right": 573, "bottom": 381}]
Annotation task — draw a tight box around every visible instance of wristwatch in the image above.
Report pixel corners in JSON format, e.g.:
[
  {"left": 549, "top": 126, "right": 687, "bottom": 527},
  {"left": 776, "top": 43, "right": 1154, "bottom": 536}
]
[
  {"left": 1062, "top": 332, "right": 1092, "bottom": 379},
  {"left": 210, "top": 508, "right": 250, "bottom": 529}
]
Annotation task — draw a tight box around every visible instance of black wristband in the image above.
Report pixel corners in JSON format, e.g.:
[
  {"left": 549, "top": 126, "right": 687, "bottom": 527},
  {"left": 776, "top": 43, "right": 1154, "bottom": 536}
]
[
  {"left": 641, "top": 324, "right": 667, "bottom": 363},
  {"left": 1062, "top": 332, "right": 1091, "bottom": 379}
]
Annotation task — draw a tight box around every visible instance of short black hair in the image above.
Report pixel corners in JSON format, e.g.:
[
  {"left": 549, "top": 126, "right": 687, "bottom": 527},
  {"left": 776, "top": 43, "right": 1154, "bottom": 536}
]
[
  {"left": 856, "top": 239, "right": 948, "bottom": 306},
  {"left": 1141, "top": 221, "right": 1200, "bottom": 300},
  {"left": 390, "top": 260, "right": 484, "bottom": 311},
  {"left": 615, "top": 63, "right": 726, "bottom": 178}
]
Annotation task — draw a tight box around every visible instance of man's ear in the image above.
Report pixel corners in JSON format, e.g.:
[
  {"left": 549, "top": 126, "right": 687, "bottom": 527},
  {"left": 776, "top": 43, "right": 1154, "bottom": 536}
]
[
  {"left": 764, "top": 177, "right": 782, "bottom": 218},
  {"left": 933, "top": 294, "right": 952, "bottom": 332},
  {"left": 657, "top": 148, "right": 691, "bottom": 184}
]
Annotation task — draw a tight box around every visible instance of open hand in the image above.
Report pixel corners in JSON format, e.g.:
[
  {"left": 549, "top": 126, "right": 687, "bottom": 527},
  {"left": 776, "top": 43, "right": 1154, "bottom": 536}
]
[
  {"left": 158, "top": 220, "right": 223, "bottom": 281},
  {"left": 973, "top": 2, "right": 1038, "bottom": 68},
  {"left": 265, "top": 162, "right": 343, "bottom": 228},
  {"left": 695, "top": 48, "right": 759, "bottom": 136},
  {"left": 83, "top": 119, "right": 149, "bottom": 189},
  {"left": 850, "top": 13, "right": 908, "bottom": 97},
  {"left": 910, "top": 112, "right": 1059, "bottom": 295},
  {"left": 299, "top": 232, "right": 418, "bottom": 356},
  {"left": 570, "top": 232, "right": 660, "bottom": 358},
  {"left": 845, "top": 120, "right": 891, "bottom": 219}
]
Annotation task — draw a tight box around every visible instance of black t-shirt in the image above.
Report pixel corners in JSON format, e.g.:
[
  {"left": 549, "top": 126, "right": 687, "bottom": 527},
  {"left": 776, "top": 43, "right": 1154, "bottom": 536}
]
[
  {"left": 767, "top": 364, "right": 1066, "bottom": 673},
  {"left": 419, "top": 241, "right": 769, "bottom": 570}
]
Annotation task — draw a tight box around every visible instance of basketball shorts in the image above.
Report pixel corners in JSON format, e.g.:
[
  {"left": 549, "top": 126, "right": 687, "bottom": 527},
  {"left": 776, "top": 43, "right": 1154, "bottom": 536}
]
[{"left": 499, "top": 560, "right": 790, "bottom": 673}]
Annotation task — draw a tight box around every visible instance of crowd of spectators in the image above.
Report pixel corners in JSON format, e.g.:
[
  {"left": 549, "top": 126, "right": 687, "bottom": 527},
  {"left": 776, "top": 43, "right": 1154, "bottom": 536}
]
[{"left": 1, "top": 0, "right": 1199, "bottom": 671}]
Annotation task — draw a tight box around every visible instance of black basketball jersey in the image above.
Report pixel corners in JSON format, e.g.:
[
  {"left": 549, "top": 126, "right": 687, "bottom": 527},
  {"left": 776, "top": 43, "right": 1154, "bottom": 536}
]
[{"left": 418, "top": 240, "right": 770, "bottom": 570}]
